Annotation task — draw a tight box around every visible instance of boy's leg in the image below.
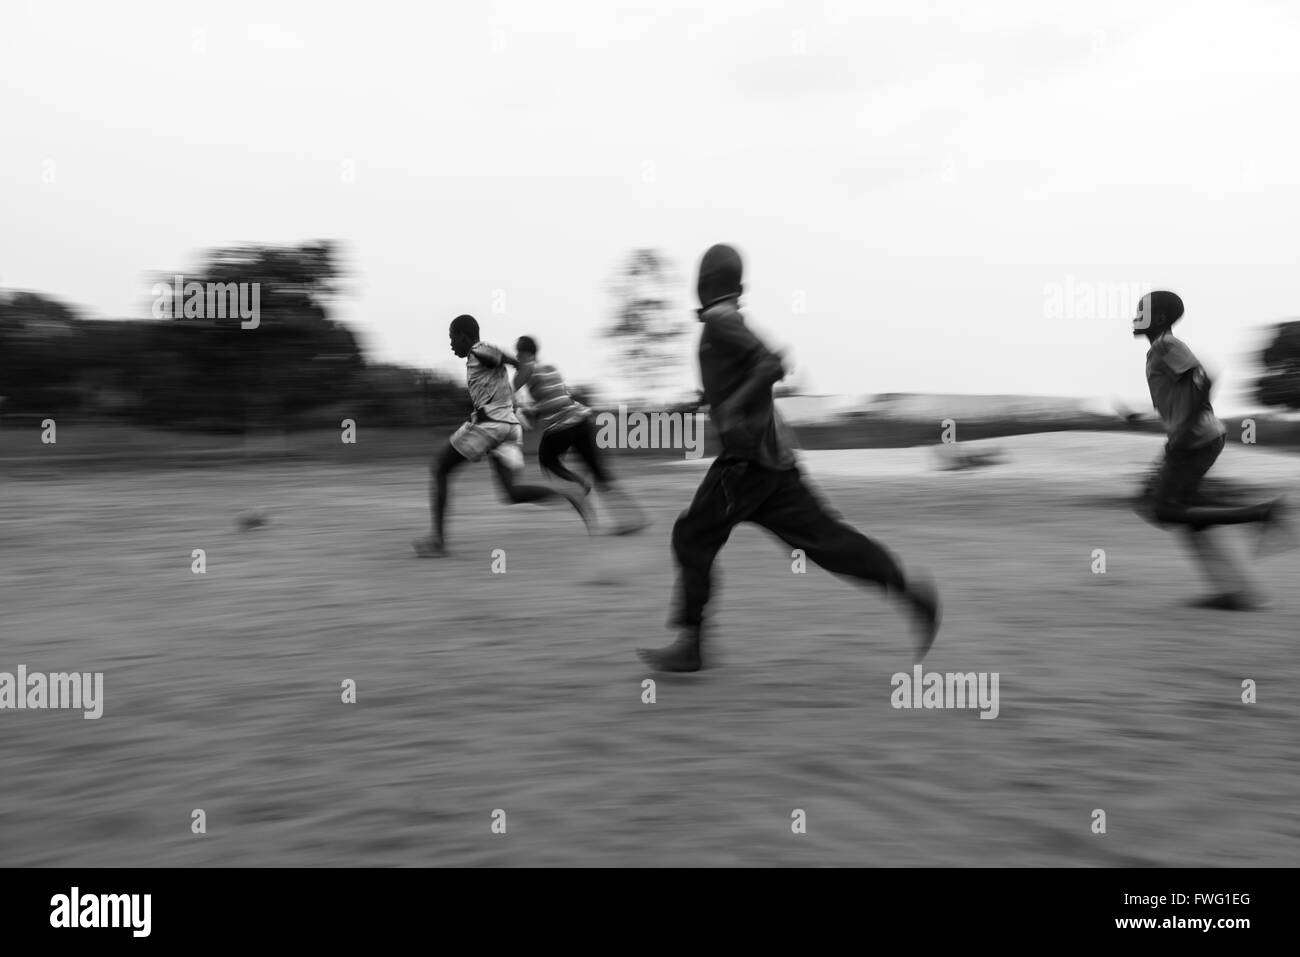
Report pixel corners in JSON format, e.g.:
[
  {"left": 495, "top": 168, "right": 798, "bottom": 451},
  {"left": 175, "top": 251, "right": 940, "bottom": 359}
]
[
  {"left": 637, "top": 459, "right": 754, "bottom": 671},
  {"left": 1181, "top": 527, "right": 1261, "bottom": 609},
  {"left": 1150, "top": 437, "right": 1273, "bottom": 528},
  {"left": 490, "top": 455, "right": 568, "bottom": 504},
  {"left": 573, "top": 417, "right": 613, "bottom": 490},
  {"left": 414, "top": 443, "right": 468, "bottom": 556},
  {"left": 751, "top": 468, "right": 941, "bottom": 658},
  {"left": 1137, "top": 437, "right": 1266, "bottom": 604},
  {"left": 671, "top": 461, "right": 751, "bottom": 628},
  {"left": 574, "top": 417, "right": 649, "bottom": 534},
  {"left": 488, "top": 432, "right": 592, "bottom": 530},
  {"left": 537, "top": 424, "right": 590, "bottom": 492},
  {"left": 434, "top": 444, "right": 467, "bottom": 540}
]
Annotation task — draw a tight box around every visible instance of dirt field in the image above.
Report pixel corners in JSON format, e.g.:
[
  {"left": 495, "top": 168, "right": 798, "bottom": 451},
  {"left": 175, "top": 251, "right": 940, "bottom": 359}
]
[{"left": 2, "top": 433, "right": 1297, "bottom": 866}]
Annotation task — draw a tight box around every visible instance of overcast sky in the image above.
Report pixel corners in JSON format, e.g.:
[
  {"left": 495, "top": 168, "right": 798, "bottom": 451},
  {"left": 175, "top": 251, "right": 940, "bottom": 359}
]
[{"left": 3, "top": 0, "right": 1298, "bottom": 412}]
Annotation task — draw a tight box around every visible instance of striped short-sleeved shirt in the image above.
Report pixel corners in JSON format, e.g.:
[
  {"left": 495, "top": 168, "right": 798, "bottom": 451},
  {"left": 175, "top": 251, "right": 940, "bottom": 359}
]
[{"left": 523, "top": 361, "right": 590, "bottom": 432}]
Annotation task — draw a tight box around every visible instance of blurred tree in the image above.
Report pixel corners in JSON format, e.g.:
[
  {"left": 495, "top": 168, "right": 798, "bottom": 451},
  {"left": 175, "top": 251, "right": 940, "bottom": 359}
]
[
  {"left": 0, "top": 242, "right": 367, "bottom": 429},
  {"left": 180, "top": 240, "right": 342, "bottom": 327},
  {"left": 348, "top": 363, "right": 463, "bottom": 426},
  {"left": 603, "top": 249, "right": 687, "bottom": 402},
  {"left": 0, "top": 290, "right": 79, "bottom": 324},
  {"left": 149, "top": 240, "right": 364, "bottom": 429},
  {"left": 1255, "top": 320, "right": 1300, "bottom": 411},
  {"left": 0, "top": 291, "right": 84, "bottom": 412},
  {"left": 416, "top": 369, "right": 468, "bottom": 424}
]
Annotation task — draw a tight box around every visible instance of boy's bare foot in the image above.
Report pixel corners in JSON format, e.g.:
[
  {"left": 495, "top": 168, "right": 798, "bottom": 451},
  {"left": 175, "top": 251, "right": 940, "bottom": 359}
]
[
  {"left": 637, "top": 627, "right": 702, "bottom": 672},
  {"left": 902, "top": 576, "right": 941, "bottom": 661},
  {"left": 413, "top": 535, "right": 448, "bottom": 558}
]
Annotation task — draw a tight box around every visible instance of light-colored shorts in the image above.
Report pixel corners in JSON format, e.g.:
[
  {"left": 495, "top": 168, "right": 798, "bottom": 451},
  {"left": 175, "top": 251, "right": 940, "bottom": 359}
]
[{"left": 450, "top": 420, "right": 525, "bottom": 471}]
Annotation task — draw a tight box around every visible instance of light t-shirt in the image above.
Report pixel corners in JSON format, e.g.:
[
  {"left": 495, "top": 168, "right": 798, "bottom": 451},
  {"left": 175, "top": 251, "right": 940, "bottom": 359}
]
[
  {"left": 465, "top": 341, "right": 519, "bottom": 425},
  {"left": 1145, "top": 334, "right": 1225, "bottom": 448}
]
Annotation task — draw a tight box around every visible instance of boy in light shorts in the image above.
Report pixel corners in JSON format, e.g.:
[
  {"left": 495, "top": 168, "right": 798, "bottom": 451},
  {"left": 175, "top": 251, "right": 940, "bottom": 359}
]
[{"left": 413, "top": 314, "right": 590, "bottom": 557}]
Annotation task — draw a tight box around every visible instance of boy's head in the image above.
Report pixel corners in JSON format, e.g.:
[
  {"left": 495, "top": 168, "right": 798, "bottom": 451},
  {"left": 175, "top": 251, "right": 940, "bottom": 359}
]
[
  {"left": 697, "top": 243, "right": 744, "bottom": 311},
  {"left": 515, "top": 335, "right": 538, "bottom": 363},
  {"left": 449, "top": 314, "right": 480, "bottom": 357},
  {"left": 1133, "top": 290, "right": 1184, "bottom": 341}
]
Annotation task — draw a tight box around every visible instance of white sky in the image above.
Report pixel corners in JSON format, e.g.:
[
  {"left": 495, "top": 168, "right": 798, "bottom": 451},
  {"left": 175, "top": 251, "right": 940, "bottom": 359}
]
[{"left": 2, "top": 0, "right": 1298, "bottom": 413}]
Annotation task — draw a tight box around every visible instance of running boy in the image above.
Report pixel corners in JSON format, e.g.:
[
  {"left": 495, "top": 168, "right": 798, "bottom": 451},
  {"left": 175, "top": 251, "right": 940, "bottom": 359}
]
[
  {"left": 512, "top": 335, "right": 648, "bottom": 534},
  {"left": 413, "top": 314, "right": 588, "bottom": 557},
  {"left": 637, "top": 244, "right": 941, "bottom": 672},
  {"left": 1131, "top": 291, "right": 1288, "bottom": 607}
]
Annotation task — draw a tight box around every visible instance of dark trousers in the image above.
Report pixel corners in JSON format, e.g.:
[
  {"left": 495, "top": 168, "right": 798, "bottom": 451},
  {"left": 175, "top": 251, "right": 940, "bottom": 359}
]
[
  {"left": 538, "top": 418, "right": 611, "bottom": 488},
  {"left": 670, "top": 457, "right": 907, "bottom": 628},
  {"left": 1138, "top": 435, "right": 1270, "bottom": 529}
]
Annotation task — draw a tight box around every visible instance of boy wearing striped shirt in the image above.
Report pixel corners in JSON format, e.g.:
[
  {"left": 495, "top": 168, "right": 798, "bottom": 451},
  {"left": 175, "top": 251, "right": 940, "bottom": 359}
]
[{"left": 513, "top": 336, "right": 648, "bottom": 535}]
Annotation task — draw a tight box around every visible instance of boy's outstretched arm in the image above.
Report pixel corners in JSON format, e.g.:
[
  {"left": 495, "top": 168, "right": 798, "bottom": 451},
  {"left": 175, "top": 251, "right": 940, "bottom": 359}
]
[
  {"left": 511, "top": 360, "right": 534, "bottom": 394},
  {"left": 470, "top": 345, "right": 521, "bottom": 369}
]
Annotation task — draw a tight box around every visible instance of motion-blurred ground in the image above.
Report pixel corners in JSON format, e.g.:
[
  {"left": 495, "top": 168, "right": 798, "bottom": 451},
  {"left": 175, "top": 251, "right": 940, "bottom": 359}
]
[{"left": 1, "top": 432, "right": 1297, "bottom": 866}]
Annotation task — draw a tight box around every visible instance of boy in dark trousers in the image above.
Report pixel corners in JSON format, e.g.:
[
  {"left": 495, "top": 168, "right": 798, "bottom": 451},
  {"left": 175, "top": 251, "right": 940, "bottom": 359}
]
[
  {"left": 512, "top": 335, "right": 648, "bottom": 534},
  {"left": 637, "top": 244, "right": 941, "bottom": 672}
]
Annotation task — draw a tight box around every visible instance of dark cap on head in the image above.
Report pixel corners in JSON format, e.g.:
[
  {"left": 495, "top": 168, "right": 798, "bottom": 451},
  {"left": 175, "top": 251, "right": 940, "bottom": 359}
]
[
  {"left": 1133, "top": 290, "right": 1184, "bottom": 337},
  {"left": 697, "top": 244, "right": 744, "bottom": 308}
]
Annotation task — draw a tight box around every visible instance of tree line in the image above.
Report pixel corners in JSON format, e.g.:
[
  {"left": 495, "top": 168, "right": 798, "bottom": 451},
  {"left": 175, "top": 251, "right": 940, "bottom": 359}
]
[{"left": 1, "top": 240, "right": 686, "bottom": 430}]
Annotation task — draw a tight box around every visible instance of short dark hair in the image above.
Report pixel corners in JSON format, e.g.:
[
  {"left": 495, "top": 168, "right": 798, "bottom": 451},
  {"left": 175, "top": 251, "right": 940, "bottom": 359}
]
[
  {"left": 1144, "top": 291, "right": 1185, "bottom": 328},
  {"left": 516, "top": 335, "right": 538, "bottom": 355},
  {"left": 449, "top": 314, "right": 480, "bottom": 340}
]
